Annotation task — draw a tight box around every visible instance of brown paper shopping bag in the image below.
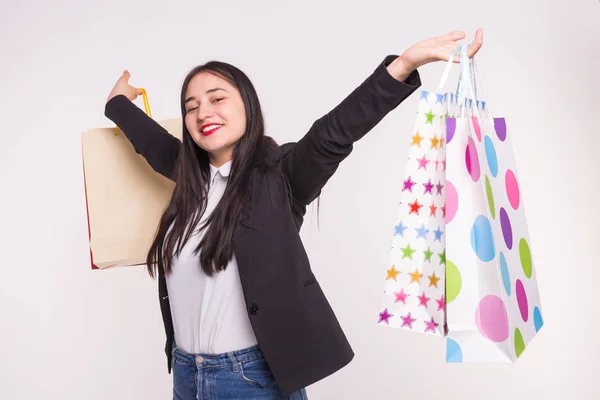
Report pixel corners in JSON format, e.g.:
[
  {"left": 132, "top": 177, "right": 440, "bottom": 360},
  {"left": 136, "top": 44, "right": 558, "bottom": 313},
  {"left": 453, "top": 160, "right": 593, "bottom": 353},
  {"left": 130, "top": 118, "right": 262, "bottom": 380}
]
[{"left": 82, "top": 90, "right": 182, "bottom": 269}]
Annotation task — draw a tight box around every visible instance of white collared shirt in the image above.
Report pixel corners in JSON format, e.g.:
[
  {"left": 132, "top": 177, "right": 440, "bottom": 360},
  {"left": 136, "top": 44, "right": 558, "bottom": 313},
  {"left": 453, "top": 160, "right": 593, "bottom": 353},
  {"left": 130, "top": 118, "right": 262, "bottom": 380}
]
[{"left": 165, "top": 160, "right": 258, "bottom": 355}]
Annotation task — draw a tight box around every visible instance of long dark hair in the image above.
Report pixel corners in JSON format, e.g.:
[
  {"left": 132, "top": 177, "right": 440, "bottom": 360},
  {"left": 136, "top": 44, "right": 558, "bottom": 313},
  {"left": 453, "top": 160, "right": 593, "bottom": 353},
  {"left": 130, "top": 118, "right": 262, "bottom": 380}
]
[{"left": 146, "top": 61, "right": 278, "bottom": 278}]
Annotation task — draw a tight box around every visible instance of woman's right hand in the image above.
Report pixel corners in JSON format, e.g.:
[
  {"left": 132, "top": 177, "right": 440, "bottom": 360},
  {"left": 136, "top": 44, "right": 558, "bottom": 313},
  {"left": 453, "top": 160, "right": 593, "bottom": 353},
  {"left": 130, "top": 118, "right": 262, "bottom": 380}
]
[{"left": 106, "top": 70, "right": 143, "bottom": 103}]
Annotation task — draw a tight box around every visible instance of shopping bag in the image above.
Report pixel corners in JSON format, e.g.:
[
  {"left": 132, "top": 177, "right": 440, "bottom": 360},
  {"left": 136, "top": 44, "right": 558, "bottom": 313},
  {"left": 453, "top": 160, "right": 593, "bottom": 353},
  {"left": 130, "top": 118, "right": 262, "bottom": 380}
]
[
  {"left": 377, "top": 48, "right": 470, "bottom": 336},
  {"left": 378, "top": 44, "right": 544, "bottom": 363},
  {"left": 82, "top": 90, "right": 182, "bottom": 269},
  {"left": 444, "top": 46, "right": 544, "bottom": 362}
]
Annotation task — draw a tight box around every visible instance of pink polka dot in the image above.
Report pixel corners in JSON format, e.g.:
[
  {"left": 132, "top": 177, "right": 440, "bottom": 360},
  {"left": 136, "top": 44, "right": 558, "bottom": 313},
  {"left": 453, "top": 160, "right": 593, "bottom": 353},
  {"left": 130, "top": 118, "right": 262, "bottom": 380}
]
[
  {"left": 445, "top": 180, "right": 458, "bottom": 224},
  {"left": 475, "top": 295, "right": 509, "bottom": 342},
  {"left": 515, "top": 279, "right": 529, "bottom": 322},
  {"left": 505, "top": 169, "right": 520, "bottom": 210},
  {"left": 465, "top": 136, "right": 481, "bottom": 182},
  {"left": 472, "top": 116, "right": 482, "bottom": 142}
]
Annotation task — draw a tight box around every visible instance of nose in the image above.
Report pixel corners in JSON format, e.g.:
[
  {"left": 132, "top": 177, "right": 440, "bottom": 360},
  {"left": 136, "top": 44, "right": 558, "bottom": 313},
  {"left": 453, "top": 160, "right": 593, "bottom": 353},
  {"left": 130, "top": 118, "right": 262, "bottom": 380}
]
[{"left": 197, "top": 104, "right": 215, "bottom": 122}]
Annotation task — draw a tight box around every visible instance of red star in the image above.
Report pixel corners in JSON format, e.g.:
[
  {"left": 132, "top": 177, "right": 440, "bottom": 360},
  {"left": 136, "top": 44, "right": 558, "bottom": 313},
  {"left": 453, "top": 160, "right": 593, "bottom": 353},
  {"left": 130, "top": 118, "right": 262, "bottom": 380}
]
[
  {"left": 441, "top": 204, "right": 446, "bottom": 218},
  {"left": 429, "top": 203, "right": 437, "bottom": 217},
  {"left": 408, "top": 199, "right": 423, "bottom": 215}
]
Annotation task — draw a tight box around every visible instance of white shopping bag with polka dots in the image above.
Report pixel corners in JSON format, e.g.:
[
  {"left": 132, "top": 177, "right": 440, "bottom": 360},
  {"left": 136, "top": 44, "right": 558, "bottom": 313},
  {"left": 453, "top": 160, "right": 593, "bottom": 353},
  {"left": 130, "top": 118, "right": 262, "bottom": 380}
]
[{"left": 379, "top": 45, "right": 544, "bottom": 363}]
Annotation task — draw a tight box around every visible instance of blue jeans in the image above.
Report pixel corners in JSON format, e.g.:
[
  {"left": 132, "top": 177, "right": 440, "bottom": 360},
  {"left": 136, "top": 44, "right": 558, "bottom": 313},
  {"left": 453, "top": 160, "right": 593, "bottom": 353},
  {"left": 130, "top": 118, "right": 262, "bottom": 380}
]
[{"left": 171, "top": 341, "right": 308, "bottom": 399}]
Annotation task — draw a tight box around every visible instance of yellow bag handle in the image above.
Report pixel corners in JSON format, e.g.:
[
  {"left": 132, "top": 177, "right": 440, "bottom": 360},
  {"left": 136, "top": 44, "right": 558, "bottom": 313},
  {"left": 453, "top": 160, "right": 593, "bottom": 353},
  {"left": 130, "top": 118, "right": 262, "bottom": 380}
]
[{"left": 114, "top": 88, "right": 152, "bottom": 135}]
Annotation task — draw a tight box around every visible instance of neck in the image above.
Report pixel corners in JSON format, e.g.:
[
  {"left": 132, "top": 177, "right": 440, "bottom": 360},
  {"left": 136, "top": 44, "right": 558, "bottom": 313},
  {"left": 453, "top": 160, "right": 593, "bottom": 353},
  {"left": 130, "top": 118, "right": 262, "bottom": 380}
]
[{"left": 208, "top": 150, "right": 232, "bottom": 168}]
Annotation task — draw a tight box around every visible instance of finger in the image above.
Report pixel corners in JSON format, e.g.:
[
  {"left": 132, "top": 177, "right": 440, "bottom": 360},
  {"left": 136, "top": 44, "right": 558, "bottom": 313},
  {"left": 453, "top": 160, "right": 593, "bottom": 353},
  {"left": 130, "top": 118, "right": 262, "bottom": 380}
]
[
  {"left": 122, "top": 69, "right": 131, "bottom": 82},
  {"left": 440, "top": 30, "right": 466, "bottom": 42}
]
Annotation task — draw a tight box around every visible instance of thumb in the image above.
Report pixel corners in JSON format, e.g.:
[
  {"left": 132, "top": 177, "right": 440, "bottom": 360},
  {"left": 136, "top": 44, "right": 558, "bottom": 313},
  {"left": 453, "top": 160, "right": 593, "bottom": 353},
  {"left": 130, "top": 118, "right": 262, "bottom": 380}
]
[{"left": 122, "top": 69, "right": 131, "bottom": 82}]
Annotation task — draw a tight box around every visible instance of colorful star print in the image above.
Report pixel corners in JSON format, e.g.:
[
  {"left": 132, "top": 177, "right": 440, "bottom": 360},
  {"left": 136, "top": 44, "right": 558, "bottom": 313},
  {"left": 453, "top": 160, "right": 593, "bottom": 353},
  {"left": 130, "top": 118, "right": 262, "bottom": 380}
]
[
  {"left": 424, "top": 317, "right": 439, "bottom": 333},
  {"left": 425, "top": 110, "right": 435, "bottom": 125},
  {"left": 423, "top": 247, "right": 433, "bottom": 262},
  {"left": 400, "top": 243, "right": 417, "bottom": 259},
  {"left": 438, "top": 250, "right": 446, "bottom": 265},
  {"left": 423, "top": 179, "right": 434, "bottom": 195},
  {"left": 402, "top": 176, "right": 416, "bottom": 192},
  {"left": 386, "top": 265, "right": 400, "bottom": 281},
  {"left": 417, "top": 155, "right": 430, "bottom": 170},
  {"left": 394, "top": 288, "right": 410, "bottom": 304},
  {"left": 428, "top": 272, "right": 441, "bottom": 288},
  {"left": 418, "top": 291, "right": 431, "bottom": 307},
  {"left": 436, "top": 181, "right": 444, "bottom": 195},
  {"left": 411, "top": 132, "right": 424, "bottom": 147},
  {"left": 394, "top": 221, "right": 407, "bottom": 236},
  {"left": 409, "top": 268, "right": 423, "bottom": 284},
  {"left": 408, "top": 199, "right": 423, "bottom": 215},
  {"left": 430, "top": 136, "right": 440, "bottom": 149},
  {"left": 433, "top": 227, "right": 444, "bottom": 242},
  {"left": 378, "top": 308, "right": 393, "bottom": 324},
  {"left": 415, "top": 223, "right": 429, "bottom": 240},
  {"left": 429, "top": 203, "right": 437, "bottom": 217},
  {"left": 436, "top": 295, "right": 445, "bottom": 311},
  {"left": 401, "top": 312, "right": 417, "bottom": 329}
]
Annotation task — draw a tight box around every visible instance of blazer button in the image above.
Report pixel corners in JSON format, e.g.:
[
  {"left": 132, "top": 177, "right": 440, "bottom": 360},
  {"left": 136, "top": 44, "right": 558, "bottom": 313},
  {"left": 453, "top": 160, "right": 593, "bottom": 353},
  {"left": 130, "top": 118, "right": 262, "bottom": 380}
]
[{"left": 249, "top": 303, "right": 259, "bottom": 315}]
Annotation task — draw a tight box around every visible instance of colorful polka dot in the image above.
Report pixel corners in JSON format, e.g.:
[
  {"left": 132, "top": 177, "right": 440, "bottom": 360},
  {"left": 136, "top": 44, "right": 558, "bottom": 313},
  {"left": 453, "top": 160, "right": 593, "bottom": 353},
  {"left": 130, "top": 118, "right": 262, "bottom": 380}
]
[
  {"left": 472, "top": 116, "right": 482, "bottom": 142},
  {"left": 484, "top": 135, "right": 498, "bottom": 177},
  {"left": 519, "top": 238, "right": 533, "bottom": 278},
  {"left": 500, "top": 252, "right": 511, "bottom": 296},
  {"left": 446, "top": 260, "right": 462, "bottom": 303},
  {"left": 500, "top": 208, "right": 513, "bottom": 250},
  {"left": 470, "top": 215, "right": 495, "bottom": 262},
  {"left": 505, "top": 169, "right": 520, "bottom": 210},
  {"left": 445, "top": 180, "right": 458, "bottom": 224},
  {"left": 515, "top": 279, "right": 529, "bottom": 322},
  {"left": 485, "top": 175, "right": 495, "bottom": 219},
  {"left": 494, "top": 118, "right": 507, "bottom": 141},
  {"left": 514, "top": 328, "right": 525, "bottom": 358},
  {"left": 533, "top": 307, "right": 544, "bottom": 332},
  {"left": 475, "top": 295, "right": 509, "bottom": 342},
  {"left": 446, "top": 338, "right": 463, "bottom": 363},
  {"left": 465, "top": 136, "right": 481, "bottom": 182},
  {"left": 446, "top": 118, "right": 456, "bottom": 144}
]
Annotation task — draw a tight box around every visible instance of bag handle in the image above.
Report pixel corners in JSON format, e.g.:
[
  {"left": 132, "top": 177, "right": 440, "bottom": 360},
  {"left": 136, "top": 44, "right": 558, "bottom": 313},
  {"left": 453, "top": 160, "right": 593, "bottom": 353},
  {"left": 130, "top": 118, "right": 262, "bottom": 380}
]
[{"left": 114, "top": 88, "right": 152, "bottom": 135}]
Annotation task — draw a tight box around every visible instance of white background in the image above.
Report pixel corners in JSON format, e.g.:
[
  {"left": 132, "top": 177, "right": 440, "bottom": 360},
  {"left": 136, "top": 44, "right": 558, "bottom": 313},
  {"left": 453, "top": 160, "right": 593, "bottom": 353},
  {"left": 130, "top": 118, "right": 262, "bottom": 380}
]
[{"left": 1, "top": 0, "right": 598, "bottom": 399}]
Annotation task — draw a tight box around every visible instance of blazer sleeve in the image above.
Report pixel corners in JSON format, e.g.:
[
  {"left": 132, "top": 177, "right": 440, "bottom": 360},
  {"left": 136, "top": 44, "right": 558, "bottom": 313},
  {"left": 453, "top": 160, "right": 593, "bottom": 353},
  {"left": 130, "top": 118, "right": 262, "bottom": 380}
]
[
  {"left": 104, "top": 94, "right": 181, "bottom": 182},
  {"left": 278, "top": 55, "right": 421, "bottom": 206}
]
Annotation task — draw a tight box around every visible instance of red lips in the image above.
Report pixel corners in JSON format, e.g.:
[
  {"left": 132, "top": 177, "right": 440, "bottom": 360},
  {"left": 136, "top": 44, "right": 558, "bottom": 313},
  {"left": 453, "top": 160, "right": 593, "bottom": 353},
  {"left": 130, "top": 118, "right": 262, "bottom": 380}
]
[{"left": 200, "top": 123, "right": 223, "bottom": 136}]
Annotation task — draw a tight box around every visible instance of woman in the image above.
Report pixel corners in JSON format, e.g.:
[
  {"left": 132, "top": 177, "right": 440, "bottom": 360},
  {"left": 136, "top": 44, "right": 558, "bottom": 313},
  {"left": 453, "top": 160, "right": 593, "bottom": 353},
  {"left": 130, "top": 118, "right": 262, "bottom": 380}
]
[{"left": 104, "top": 29, "right": 483, "bottom": 399}]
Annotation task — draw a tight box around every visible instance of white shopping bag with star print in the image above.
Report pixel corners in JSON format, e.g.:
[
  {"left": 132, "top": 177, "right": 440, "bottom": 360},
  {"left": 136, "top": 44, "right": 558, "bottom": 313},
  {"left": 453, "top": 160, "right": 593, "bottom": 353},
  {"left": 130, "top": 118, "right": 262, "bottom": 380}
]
[
  {"left": 377, "top": 64, "right": 462, "bottom": 337},
  {"left": 378, "top": 45, "right": 544, "bottom": 363}
]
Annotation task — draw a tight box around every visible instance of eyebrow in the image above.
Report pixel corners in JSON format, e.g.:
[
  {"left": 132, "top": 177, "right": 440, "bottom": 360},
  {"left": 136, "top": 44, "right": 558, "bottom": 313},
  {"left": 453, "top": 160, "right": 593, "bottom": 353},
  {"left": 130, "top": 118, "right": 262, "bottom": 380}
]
[{"left": 185, "top": 88, "right": 227, "bottom": 103}]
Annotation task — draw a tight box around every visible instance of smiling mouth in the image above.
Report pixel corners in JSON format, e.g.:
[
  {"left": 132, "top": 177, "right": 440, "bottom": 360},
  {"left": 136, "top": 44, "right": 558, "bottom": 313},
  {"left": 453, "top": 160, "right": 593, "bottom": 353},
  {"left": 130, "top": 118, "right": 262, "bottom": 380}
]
[{"left": 201, "top": 124, "right": 223, "bottom": 136}]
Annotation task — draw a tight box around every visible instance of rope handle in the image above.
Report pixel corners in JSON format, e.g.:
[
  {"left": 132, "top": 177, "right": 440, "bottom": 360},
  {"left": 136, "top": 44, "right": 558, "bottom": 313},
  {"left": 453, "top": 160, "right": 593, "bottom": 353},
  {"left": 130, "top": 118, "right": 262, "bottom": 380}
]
[{"left": 114, "top": 88, "right": 152, "bottom": 135}]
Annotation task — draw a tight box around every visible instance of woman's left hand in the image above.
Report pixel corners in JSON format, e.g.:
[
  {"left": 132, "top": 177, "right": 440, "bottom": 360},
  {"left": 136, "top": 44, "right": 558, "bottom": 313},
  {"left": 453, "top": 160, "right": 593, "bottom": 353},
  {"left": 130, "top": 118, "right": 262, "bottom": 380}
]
[{"left": 388, "top": 29, "right": 484, "bottom": 81}]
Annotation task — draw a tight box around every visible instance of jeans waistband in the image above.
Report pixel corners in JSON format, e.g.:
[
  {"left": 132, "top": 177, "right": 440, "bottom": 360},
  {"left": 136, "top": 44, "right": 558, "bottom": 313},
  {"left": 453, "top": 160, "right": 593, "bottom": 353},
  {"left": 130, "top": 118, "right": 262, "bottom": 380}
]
[{"left": 172, "top": 341, "right": 264, "bottom": 367}]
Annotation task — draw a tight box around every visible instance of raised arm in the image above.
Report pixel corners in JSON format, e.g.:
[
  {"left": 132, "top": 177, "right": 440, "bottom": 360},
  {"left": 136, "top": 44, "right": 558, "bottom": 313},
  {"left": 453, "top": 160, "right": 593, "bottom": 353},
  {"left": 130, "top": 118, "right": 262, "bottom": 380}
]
[
  {"left": 278, "top": 55, "right": 420, "bottom": 206},
  {"left": 104, "top": 71, "right": 181, "bottom": 181},
  {"left": 279, "top": 30, "right": 484, "bottom": 206}
]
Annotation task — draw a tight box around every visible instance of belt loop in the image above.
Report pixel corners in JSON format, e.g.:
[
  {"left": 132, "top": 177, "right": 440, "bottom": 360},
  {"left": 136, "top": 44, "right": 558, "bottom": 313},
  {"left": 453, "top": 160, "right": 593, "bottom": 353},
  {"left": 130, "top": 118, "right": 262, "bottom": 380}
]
[{"left": 227, "top": 352, "right": 240, "bottom": 372}]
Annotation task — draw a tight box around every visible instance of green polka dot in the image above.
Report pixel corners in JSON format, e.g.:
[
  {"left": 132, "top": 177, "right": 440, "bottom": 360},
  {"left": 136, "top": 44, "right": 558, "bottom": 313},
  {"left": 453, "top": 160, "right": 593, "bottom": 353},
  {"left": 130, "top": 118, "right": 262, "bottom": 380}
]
[
  {"left": 485, "top": 175, "right": 495, "bottom": 219},
  {"left": 519, "top": 239, "right": 532, "bottom": 279},
  {"left": 514, "top": 328, "right": 525, "bottom": 358},
  {"left": 446, "top": 260, "right": 462, "bottom": 304}
]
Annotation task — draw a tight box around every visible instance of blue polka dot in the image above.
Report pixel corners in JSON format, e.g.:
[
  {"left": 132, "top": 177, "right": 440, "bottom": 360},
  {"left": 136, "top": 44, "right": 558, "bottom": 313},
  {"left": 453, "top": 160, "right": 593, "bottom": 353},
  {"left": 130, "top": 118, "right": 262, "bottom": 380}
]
[
  {"left": 484, "top": 135, "right": 498, "bottom": 177},
  {"left": 446, "top": 338, "right": 463, "bottom": 363},
  {"left": 500, "top": 252, "right": 511, "bottom": 296},
  {"left": 533, "top": 307, "right": 544, "bottom": 332},
  {"left": 470, "top": 215, "right": 496, "bottom": 262}
]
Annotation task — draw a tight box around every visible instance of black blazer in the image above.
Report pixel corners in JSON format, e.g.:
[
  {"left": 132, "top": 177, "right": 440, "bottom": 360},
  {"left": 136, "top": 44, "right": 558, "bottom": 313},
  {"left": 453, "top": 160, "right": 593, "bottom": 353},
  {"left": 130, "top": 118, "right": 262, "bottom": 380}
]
[{"left": 104, "top": 55, "right": 421, "bottom": 396}]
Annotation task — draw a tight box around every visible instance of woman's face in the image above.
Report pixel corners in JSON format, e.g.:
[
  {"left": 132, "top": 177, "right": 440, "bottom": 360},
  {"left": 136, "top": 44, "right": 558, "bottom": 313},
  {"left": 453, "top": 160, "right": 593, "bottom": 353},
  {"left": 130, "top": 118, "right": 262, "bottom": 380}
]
[{"left": 184, "top": 71, "right": 246, "bottom": 167}]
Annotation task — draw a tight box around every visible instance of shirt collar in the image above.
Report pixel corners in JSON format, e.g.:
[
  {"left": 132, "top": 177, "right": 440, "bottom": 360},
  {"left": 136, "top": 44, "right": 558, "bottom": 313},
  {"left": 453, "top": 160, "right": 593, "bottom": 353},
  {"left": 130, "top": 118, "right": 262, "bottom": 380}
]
[{"left": 209, "top": 159, "right": 232, "bottom": 180}]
